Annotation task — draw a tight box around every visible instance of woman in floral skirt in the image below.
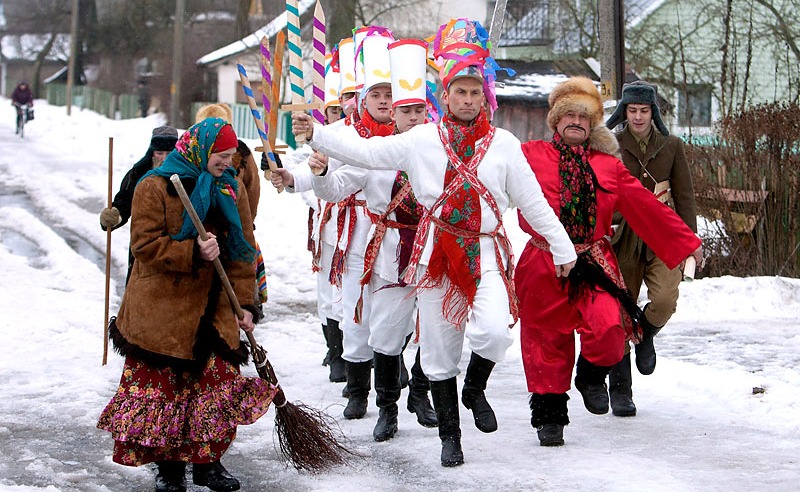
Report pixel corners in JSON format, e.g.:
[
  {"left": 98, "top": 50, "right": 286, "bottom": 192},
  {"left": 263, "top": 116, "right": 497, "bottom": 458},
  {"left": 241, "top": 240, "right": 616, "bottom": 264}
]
[{"left": 98, "top": 118, "right": 277, "bottom": 492}]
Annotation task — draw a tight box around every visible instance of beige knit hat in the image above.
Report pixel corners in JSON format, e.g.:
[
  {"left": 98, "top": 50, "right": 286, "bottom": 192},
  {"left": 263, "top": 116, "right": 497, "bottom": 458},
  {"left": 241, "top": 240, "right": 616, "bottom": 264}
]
[{"left": 546, "top": 77, "right": 604, "bottom": 131}]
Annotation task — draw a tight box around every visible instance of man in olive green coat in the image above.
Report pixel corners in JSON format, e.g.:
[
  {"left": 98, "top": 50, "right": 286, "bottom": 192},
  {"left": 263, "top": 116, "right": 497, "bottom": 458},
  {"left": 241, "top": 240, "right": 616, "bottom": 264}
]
[{"left": 605, "top": 81, "right": 700, "bottom": 417}]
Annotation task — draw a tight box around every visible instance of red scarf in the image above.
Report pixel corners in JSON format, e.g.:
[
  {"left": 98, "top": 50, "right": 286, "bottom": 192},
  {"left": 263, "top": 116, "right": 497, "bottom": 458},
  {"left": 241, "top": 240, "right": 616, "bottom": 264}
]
[
  {"left": 353, "top": 108, "right": 396, "bottom": 137},
  {"left": 423, "top": 108, "right": 491, "bottom": 318}
]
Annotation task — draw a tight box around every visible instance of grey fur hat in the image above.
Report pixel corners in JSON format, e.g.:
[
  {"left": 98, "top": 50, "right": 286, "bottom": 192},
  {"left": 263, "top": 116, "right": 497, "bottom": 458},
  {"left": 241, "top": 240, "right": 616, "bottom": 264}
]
[
  {"left": 605, "top": 81, "right": 669, "bottom": 136},
  {"left": 150, "top": 125, "right": 178, "bottom": 151}
]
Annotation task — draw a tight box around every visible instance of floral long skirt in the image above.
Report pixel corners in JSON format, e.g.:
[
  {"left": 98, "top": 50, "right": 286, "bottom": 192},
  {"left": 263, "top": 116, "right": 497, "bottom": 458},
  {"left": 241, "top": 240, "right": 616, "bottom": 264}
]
[{"left": 97, "top": 354, "right": 278, "bottom": 466}]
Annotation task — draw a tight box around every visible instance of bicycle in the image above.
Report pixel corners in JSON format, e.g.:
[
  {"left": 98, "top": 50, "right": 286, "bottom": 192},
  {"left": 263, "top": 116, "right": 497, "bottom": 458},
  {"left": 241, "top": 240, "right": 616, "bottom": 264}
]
[{"left": 14, "top": 103, "right": 32, "bottom": 138}]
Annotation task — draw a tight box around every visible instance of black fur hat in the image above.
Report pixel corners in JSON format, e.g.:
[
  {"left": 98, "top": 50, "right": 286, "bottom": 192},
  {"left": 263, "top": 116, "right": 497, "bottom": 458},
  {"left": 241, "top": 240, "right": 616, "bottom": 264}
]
[
  {"left": 605, "top": 81, "right": 670, "bottom": 136},
  {"left": 150, "top": 125, "right": 179, "bottom": 151}
]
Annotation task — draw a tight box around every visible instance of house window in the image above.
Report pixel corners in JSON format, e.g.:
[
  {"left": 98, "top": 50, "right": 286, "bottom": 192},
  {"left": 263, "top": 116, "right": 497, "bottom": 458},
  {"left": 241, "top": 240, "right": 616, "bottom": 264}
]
[{"left": 678, "top": 84, "right": 712, "bottom": 127}]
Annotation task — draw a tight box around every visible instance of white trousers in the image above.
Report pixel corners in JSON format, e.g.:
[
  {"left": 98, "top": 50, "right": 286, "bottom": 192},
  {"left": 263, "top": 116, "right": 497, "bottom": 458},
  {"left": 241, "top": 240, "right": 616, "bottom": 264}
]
[
  {"left": 340, "top": 253, "right": 373, "bottom": 362},
  {"left": 416, "top": 267, "right": 513, "bottom": 381},
  {"left": 316, "top": 241, "right": 342, "bottom": 323},
  {"left": 367, "top": 276, "right": 416, "bottom": 356}
]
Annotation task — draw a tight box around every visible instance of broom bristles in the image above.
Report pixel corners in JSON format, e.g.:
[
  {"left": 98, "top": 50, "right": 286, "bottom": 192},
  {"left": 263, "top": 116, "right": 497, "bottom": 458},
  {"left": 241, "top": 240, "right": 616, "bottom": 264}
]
[{"left": 273, "top": 398, "right": 356, "bottom": 471}]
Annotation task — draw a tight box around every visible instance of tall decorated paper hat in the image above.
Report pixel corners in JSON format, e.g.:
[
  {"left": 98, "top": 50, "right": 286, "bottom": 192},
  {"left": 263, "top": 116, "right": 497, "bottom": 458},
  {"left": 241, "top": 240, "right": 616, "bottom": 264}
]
[
  {"left": 388, "top": 39, "right": 428, "bottom": 108},
  {"left": 336, "top": 37, "right": 357, "bottom": 95},
  {"left": 324, "top": 52, "right": 340, "bottom": 109},
  {"left": 432, "top": 18, "right": 515, "bottom": 113},
  {"left": 353, "top": 26, "right": 370, "bottom": 92},
  {"left": 361, "top": 31, "right": 395, "bottom": 95}
]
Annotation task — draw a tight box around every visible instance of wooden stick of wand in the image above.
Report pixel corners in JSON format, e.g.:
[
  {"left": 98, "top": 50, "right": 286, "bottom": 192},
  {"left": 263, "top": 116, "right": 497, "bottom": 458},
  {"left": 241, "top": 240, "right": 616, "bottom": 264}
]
[
  {"left": 168, "top": 174, "right": 354, "bottom": 471},
  {"left": 102, "top": 137, "right": 112, "bottom": 366},
  {"left": 269, "top": 31, "right": 286, "bottom": 153}
]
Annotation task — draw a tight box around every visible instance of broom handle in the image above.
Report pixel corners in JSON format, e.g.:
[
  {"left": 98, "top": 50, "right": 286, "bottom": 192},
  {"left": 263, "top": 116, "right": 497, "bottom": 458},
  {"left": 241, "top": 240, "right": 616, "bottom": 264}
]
[
  {"left": 168, "top": 175, "right": 265, "bottom": 361},
  {"left": 102, "top": 137, "right": 113, "bottom": 366}
]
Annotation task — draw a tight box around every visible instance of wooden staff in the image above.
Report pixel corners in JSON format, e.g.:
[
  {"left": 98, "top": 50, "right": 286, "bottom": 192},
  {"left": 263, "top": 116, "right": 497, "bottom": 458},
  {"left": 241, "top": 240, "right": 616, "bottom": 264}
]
[
  {"left": 168, "top": 174, "right": 354, "bottom": 471},
  {"left": 102, "top": 137, "right": 113, "bottom": 366}
]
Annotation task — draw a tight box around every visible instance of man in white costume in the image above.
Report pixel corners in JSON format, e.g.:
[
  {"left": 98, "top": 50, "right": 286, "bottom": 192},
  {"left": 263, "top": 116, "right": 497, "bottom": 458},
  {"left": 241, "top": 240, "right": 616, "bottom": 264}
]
[
  {"left": 273, "top": 29, "right": 398, "bottom": 420},
  {"left": 291, "top": 19, "right": 577, "bottom": 467},
  {"left": 283, "top": 38, "right": 437, "bottom": 442}
]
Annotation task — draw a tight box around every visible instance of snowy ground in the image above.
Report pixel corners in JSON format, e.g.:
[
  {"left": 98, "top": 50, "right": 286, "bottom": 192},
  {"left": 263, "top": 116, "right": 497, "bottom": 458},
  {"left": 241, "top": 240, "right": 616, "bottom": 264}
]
[{"left": 0, "top": 100, "right": 798, "bottom": 492}]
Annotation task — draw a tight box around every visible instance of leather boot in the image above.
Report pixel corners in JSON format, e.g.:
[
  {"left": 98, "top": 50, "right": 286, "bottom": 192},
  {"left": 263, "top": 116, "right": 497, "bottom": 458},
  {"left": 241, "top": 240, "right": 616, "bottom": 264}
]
[
  {"left": 609, "top": 353, "right": 637, "bottom": 417},
  {"left": 574, "top": 355, "right": 612, "bottom": 415},
  {"left": 635, "top": 317, "right": 663, "bottom": 375},
  {"left": 324, "top": 319, "right": 346, "bottom": 383},
  {"left": 154, "top": 461, "right": 186, "bottom": 492},
  {"left": 321, "top": 323, "right": 331, "bottom": 366},
  {"left": 192, "top": 461, "right": 240, "bottom": 492},
  {"left": 461, "top": 352, "right": 498, "bottom": 433},
  {"left": 343, "top": 360, "right": 371, "bottom": 419},
  {"left": 529, "top": 393, "right": 569, "bottom": 447},
  {"left": 406, "top": 349, "right": 438, "bottom": 427},
  {"left": 372, "top": 352, "right": 401, "bottom": 441},
  {"left": 430, "top": 378, "right": 464, "bottom": 467}
]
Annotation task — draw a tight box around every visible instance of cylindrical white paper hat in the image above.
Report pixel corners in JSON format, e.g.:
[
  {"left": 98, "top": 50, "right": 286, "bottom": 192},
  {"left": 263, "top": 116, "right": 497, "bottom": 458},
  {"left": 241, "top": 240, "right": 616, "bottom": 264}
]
[
  {"left": 388, "top": 39, "right": 428, "bottom": 108},
  {"left": 362, "top": 34, "right": 394, "bottom": 94},
  {"left": 338, "top": 37, "right": 357, "bottom": 95},
  {"left": 324, "top": 53, "right": 340, "bottom": 109}
]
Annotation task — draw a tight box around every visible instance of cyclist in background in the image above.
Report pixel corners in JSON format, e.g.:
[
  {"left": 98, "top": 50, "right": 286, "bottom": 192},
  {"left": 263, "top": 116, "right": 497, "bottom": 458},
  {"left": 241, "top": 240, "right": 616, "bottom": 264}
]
[{"left": 11, "top": 81, "right": 34, "bottom": 133}]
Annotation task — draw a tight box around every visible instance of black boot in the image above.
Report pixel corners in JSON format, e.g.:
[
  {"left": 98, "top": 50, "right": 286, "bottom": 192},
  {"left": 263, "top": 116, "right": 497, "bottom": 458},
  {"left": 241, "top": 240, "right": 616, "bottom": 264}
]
[
  {"left": 192, "top": 461, "right": 240, "bottom": 492},
  {"left": 324, "top": 319, "right": 346, "bottom": 383},
  {"left": 343, "top": 360, "right": 371, "bottom": 419},
  {"left": 635, "top": 317, "right": 663, "bottom": 375},
  {"left": 529, "top": 393, "right": 569, "bottom": 447},
  {"left": 321, "top": 323, "right": 331, "bottom": 366},
  {"left": 574, "top": 355, "right": 612, "bottom": 415},
  {"left": 461, "top": 352, "right": 498, "bottom": 433},
  {"left": 400, "top": 355, "right": 410, "bottom": 389},
  {"left": 609, "top": 353, "right": 637, "bottom": 417},
  {"left": 155, "top": 461, "right": 186, "bottom": 492},
  {"left": 406, "top": 350, "right": 438, "bottom": 427},
  {"left": 373, "top": 352, "right": 401, "bottom": 441},
  {"left": 430, "top": 378, "right": 464, "bottom": 467}
]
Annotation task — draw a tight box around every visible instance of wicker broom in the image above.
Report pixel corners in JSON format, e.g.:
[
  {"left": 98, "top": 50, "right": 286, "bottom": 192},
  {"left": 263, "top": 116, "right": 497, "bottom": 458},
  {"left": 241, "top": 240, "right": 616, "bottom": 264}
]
[{"left": 169, "top": 174, "right": 353, "bottom": 471}]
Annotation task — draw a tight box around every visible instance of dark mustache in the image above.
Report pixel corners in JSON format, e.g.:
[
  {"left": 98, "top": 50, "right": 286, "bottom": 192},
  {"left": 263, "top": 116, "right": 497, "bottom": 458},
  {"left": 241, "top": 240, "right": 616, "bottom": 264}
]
[{"left": 566, "top": 125, "right": 586, "bottom": 132}]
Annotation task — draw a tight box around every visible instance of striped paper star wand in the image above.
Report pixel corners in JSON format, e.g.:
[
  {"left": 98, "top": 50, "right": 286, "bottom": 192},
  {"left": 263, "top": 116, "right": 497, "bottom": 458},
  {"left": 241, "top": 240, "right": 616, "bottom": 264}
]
[
  {"left": 281, "top": 0, "right": 322, "bottom": 145},
  {"left": 310, "top": 1, "right": 326, "bottom": 125},
  {"left": 237, "top": 62, "right": 283, "bottom": 193}
]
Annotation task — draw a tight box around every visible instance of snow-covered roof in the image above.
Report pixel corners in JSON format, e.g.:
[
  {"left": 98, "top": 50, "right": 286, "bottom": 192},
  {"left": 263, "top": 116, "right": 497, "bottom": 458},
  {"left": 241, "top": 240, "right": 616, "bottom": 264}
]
[
  {"left": 627, "top": 0, "right": 666, "bottom": 28},
  {"left": 496, "top": 72, "right": 569, "bottom": 101},
  {"left": 196, "top": 0, "right": 315, "bottom": 66},
  {"left": 495, "top": 59, "right": 597, "bottom": 102},
  {"left": 1, "top": 33, "right": 71, "bottom": 62}
]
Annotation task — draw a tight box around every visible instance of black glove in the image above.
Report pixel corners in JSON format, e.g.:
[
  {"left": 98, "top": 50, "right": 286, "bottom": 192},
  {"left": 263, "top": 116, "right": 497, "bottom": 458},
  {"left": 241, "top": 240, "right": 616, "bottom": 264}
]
[{"left": 261, "top": 151, "right": 283, "bottom": 171}]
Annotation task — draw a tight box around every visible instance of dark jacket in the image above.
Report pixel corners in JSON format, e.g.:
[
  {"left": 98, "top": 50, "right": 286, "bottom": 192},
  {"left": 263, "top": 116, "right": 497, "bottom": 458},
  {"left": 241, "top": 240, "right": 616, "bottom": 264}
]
[
  {"left": 107, "top": 149, "right": 157, "bottom": 230},
  {"left": 11, "top": 85, "right": 34, "bottom": 106},
  {"left": 613, "top": 125, "right": 697, "bottom": 261}
]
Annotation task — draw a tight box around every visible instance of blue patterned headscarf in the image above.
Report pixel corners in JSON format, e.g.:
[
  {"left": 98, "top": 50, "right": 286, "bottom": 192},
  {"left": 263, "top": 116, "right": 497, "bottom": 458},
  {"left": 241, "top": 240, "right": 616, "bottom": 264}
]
[{"left": 144, "top": 117, "right": 256, "bottom": 263}]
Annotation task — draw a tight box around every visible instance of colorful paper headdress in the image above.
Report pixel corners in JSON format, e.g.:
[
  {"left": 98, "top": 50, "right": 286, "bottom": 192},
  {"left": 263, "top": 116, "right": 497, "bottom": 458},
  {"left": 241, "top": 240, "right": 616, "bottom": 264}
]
[
  {"left": 432, "top": 18, "right": 515, "bottom": 113},
  {"left": 388, "top": 39, "right": 428, "bottom": 108}
]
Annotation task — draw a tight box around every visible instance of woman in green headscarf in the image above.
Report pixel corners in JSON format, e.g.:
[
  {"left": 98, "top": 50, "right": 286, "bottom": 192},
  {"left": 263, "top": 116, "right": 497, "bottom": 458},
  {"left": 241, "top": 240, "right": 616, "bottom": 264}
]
[{"left": 98, "top": 118, "right": 276, "bottom": 492}]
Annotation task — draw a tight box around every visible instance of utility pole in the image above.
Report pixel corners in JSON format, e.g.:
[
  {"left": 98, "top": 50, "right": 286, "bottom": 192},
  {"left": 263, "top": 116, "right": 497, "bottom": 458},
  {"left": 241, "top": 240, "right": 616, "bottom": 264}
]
[
  {"left": 66, "top": 0, "right": 79, "bottom": 116},
  {"left": 170, "top": 0, "right": 185, "bottom": 127},
  {"left": 598, "top": 0, "right": 626, "bottom": 101}
]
